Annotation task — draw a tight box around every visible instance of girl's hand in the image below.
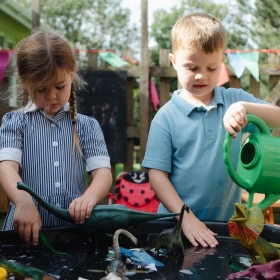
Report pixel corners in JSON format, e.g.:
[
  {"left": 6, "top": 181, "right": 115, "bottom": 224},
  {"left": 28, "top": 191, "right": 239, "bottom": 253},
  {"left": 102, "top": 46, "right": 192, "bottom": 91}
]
[
  {"left": 182, "top": 211, "right": 218, "bottom": 248},
  {"left": 13, "top": 200, "right": 42, "bottom": 246},
  {"left": 223, "top": 102, "right": 247, "bottom": 138},
  {"left": 68, "top": 195, "right": 97, "bottom": 224}
]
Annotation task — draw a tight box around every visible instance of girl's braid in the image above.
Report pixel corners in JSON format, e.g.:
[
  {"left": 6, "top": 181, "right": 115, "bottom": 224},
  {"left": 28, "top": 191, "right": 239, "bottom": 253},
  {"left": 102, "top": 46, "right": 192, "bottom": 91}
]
[
  {"left": 69, "top": 83, "right": 82, "bottom": 155},
  {"left": 69, "top": 83, "right": 77, "bottom": 124}
]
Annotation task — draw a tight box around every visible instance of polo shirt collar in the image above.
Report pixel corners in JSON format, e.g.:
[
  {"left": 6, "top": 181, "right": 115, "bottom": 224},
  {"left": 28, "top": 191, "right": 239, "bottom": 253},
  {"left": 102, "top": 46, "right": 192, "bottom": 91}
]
[
  {"left": 23, "top": 100, "right": 70, "bottom": 113},
  {"left": 171, "top": 86, "right": 224, "bottom": 116}
]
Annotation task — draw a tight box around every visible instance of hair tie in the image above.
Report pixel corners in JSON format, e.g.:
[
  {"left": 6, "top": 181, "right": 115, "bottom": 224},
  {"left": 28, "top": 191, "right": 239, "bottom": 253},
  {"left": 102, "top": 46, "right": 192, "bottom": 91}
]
[{"left": 72, "top": 121, "right": 76, "bottom": 125}]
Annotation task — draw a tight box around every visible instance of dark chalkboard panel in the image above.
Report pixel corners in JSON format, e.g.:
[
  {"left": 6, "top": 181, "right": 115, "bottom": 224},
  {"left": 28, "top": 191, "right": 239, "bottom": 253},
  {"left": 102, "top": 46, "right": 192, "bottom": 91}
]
[{"left": 78, "top": 70, "right": 126, "bottom": 163}]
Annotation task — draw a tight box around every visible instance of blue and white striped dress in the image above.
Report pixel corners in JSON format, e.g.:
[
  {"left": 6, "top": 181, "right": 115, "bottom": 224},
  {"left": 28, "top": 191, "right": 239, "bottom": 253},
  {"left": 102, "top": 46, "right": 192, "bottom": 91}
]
[{"left": 0, "top": 101, "right": 111, "bottom": 229}]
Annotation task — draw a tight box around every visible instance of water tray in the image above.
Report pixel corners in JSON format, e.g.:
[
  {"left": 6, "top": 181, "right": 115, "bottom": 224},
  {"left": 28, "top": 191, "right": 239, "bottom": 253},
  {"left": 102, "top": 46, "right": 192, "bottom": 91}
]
[{"left": 1, "top": 220, "right": 280, "bottom": 279}]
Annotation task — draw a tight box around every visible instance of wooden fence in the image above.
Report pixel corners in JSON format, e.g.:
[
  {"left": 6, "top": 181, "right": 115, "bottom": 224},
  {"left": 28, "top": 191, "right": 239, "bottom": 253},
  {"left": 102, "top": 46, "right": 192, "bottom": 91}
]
[{"left": 1, "top": 49, "right": 280, "bottom": 212}]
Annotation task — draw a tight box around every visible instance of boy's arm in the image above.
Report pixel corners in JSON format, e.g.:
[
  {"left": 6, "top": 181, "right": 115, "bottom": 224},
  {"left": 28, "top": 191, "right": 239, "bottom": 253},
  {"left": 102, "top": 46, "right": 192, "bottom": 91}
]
[
  {"left": 149, "top": 168, "right": 218, "bottom": 248},
  {"left": 0, "top": 160, "right": 41, "bottom": 246},
  {"left": 224, "top": 102, "right": 280, "bottom": 138},
  {"left": 68, "top": 167, "right": 112, "bottom": 224}
]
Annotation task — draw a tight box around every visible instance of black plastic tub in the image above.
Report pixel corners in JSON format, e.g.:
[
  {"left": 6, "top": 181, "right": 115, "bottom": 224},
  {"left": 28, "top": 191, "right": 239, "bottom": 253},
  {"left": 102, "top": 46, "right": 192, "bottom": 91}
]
[{"left": 1, "top": 220, "right": 280, "bottom": 279}]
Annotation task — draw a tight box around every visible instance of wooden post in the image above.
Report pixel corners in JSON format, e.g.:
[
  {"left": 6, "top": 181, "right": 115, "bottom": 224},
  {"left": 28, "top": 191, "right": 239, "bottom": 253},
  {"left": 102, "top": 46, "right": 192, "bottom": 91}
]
[
  {"left": 140, "top": 0, "right": 149, "bottom": 164},
  {"left": 32, "top": 0, "right": 40, "bottom": 29},
  {"left": 159, "top": 49, "right": 171, "bottom": 107},
  {"left": 229, "top": 76, "right": 241, "bottom": 88},
  {"left": 269, "top": 75, "right": 280, "bottom": 93},
  {"left": 87, "top": 52, "right": 98, "bottom": 70},
  {"left": 249, "top": 76, "right": 260, "bottom": 98}
]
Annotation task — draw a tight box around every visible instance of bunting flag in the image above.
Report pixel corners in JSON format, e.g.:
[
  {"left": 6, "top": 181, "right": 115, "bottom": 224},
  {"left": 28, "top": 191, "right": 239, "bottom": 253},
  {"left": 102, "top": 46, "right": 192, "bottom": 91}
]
[
  {"left": 238, "top": 51, "right": 259, "bottom": 82},
  {"left": 0, "top": 51, "right": 12, "bottom": 83},
  {"left": 99, "top": 52, "right": 128, "bottom": 68},
  {"left": 227, "top": 53, "right": 246, "bottom": 78},
  {"left": 149, "top": 79, "right": 160, "bottom": 111},
  {"left": 217, "top": 63, "right": 229, "bottom": 86}
]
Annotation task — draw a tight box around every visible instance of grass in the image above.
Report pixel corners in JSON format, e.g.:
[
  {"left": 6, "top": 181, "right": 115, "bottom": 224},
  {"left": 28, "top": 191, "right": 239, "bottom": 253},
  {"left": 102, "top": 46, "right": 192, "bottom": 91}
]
[{"left": 115, "top": 163, "right": 141, "bottom": 177}]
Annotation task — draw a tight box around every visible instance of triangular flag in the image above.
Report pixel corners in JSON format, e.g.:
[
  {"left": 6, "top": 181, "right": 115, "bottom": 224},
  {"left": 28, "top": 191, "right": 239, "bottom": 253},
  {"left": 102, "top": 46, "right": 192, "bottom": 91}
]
[
  {"left": 217, "top": 63, "right": 229, "bottom": 86},
  {"left": 238, "top": 51, "right": 259, "bottom": 82},
  {"left": 149, "top": 79, "right": 160, "bottom": 111},
  {"left": 227, "top": 53, "right": 246, "bottom": 78},
  {"left": 99, "top": 52, "right": 128, "bottom": 68},
  {"left": 0, "top": 51, "right": 12, "bottom": 83}
]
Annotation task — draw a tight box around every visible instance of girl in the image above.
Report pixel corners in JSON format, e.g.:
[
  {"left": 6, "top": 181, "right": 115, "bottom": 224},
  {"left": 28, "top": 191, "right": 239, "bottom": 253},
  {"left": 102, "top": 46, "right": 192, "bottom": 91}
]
[{"left": 0, "top": 30, "right": 112, "bottom": 246}]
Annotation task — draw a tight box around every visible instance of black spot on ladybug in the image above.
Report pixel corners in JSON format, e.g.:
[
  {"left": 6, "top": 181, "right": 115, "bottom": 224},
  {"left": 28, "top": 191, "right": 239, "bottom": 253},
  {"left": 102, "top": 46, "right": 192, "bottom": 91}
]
[
  {"left": 115, "top": 188, "right": 120, "bottom": 193},
  {"left": 121, "top": 184, "right": 125, "bottom": 188},
  {"left": 145, "top": 198, "right": 151, "bottom": 203},
  {"left": 124, "top": 197, "right": 128, "bottom": 201},
  {"left": 117, "top": 193, "right": 122, "bottom": 200},
  {"left": 134, "top": 203, "right": 139, "bottom": 207},
  {"left": 129, "top": 189, "right": 134, "bottom": 193},
  {"left": 141, "top": 190, "right": 145, "bottom": 194}
]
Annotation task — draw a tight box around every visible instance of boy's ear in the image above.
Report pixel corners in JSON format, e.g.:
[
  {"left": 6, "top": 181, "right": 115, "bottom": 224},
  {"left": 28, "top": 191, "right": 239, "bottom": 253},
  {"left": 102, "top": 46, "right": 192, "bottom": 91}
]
[{"left": 169, "top": 53, "right": 177, "bottom": 70}]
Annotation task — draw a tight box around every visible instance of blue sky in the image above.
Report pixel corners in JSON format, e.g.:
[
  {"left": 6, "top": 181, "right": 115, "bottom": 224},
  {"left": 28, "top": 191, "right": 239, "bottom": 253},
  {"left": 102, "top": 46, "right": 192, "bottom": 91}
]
[{"left": 121, "top": 0, "right": 182, "bottom": 28}]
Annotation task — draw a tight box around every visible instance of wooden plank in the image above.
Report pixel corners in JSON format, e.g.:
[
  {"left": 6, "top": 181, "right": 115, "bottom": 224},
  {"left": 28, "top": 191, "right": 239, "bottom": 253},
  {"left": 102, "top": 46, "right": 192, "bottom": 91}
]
[
  {"left": 87, "top": 52, "right": 98, "bottom": 70},
  {"left": 109, "top": 64, "right": 280, "bottom": 79},
  {"left": 159, "top": 49, "right": 171, "bottom": 106},
  {"left": 151, "top": 66, "right": 177, "bottom": 77},
  {"left": 269, "top": 75, "right": 280, "bottom": 93},
  {"left": 229, "top": 76, "right": 241, "bottom": 88},
  {"left": 139, "top": 0, "right": 149, "bottom": 164},
  {"left": 249, "top": 76, "right": 260, "bottom": 98}
]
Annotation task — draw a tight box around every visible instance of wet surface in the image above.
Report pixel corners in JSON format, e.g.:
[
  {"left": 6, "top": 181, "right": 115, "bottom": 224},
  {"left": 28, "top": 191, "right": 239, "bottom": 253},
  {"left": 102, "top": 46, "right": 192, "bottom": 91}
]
[
  {"left": 0, "top": 236, "right": 250, "bottom": 280},
  {"left": 1, "top": 221, "right": 279, "bottom": 279}
]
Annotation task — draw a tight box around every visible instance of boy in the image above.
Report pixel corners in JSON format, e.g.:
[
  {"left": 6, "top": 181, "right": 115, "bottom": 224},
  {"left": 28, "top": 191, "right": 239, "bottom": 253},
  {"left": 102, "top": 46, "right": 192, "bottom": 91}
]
[{"left": 142, "top": 13, "right": 280, "bottom": 248}]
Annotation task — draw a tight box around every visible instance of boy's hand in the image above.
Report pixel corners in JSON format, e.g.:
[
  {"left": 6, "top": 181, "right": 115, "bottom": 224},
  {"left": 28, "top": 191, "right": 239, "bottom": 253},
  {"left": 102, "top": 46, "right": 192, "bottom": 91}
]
[
  {"left": 13, "top": 200, "right": 42, "bottom": 246},
  {"left": 223, "top": 102, "right": 247, "bottom": 138},
  {"left": 181, "top": 211, "right": 218, "bottom": 248},
  {"left": 68, "top": 195, "right": 97, "bottom": 224}
]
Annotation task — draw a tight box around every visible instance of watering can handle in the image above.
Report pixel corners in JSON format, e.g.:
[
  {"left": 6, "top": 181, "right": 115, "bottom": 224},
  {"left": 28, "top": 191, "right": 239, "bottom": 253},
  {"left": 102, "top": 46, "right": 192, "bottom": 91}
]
[{"left": 223, "top": 114, "right": 271, "bottom": 190}]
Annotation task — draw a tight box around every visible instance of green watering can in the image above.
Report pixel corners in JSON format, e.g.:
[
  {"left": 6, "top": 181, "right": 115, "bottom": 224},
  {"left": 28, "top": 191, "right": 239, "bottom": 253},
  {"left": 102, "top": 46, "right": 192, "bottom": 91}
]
[{"left": 223, "top": 114, "right": 280, "bottom": 211}]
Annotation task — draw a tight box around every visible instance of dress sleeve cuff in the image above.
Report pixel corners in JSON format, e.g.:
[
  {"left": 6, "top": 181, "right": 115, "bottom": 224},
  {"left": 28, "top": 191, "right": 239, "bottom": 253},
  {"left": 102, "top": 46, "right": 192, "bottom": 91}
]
[
  {"left": 85, "top": 156, "right": 111, "bottom": 172},
  {"left": 0, "top": 148, "right": 22, "bottom": 166}
]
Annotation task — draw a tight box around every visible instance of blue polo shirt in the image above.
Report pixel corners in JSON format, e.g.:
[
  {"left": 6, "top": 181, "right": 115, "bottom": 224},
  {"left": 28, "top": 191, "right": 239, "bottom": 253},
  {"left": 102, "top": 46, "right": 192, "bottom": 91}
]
[{"left": 142, "top": 86, "right": 269, "bottom": 221}]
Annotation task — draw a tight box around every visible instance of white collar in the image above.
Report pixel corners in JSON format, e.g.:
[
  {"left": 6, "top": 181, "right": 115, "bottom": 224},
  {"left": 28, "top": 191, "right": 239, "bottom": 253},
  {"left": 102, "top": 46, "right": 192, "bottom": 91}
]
[{"left": 23, "top": 100, "right": 70, "bottom": 113}]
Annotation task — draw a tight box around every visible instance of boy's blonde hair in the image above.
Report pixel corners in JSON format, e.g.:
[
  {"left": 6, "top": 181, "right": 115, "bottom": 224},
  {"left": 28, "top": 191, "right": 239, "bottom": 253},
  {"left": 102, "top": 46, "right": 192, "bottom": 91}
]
[{"left": 171, "top": 13, "right": 227, "bottom": 54}]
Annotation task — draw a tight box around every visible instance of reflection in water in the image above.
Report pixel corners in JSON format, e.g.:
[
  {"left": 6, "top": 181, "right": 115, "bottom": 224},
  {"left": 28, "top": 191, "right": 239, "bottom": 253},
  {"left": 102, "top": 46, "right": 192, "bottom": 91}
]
[
  {"left": 182, "top": 246, "right": 217, "bottom": 269},
  {"left": 1, "top": 236, "right": 252, "bottom": 279}
]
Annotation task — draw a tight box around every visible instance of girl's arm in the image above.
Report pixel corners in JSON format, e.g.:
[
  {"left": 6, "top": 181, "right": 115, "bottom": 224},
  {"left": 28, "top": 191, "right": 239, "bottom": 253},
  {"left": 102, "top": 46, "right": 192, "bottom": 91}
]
[
  {"left": 0, "top": 160, "right": 41, "bottom": 246},
  {"left": 148, "top": 168, "right": 218, "bottom": 248},
  {"left": 68, "top": 167, "right": 112, "bottom": 224}
]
